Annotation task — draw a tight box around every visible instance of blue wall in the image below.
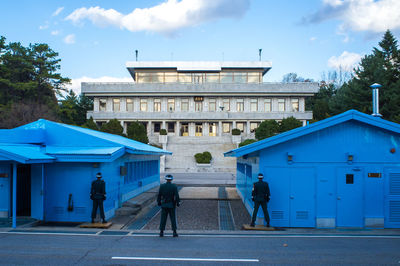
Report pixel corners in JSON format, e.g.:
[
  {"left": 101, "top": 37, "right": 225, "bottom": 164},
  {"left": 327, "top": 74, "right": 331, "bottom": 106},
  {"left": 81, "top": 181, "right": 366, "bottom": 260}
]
[
  {"left": 237, "top": 121, "right": 400, "bottom": 228},
  {"left": 0, "top": 163, "right": 11, "bottom": 217}
]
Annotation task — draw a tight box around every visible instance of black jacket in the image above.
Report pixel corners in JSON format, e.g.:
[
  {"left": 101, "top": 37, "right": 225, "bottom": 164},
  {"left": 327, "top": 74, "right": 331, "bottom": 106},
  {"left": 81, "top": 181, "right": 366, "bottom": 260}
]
[
  {"left": 252, "top": 180, "right": 270, "bottom": 202},
  {"left": 157, "top": 182, "right": 180, "bottom": 208},
  {"left": 91, "top": 179, "right": 106, "bottom": 200}
]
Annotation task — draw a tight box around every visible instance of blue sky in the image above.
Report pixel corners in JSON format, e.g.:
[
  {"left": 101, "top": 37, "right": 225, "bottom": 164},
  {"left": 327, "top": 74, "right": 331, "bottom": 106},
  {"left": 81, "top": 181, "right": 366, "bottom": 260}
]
[{"left": 1, "top": 0, "right": 400, "bottom": 93}]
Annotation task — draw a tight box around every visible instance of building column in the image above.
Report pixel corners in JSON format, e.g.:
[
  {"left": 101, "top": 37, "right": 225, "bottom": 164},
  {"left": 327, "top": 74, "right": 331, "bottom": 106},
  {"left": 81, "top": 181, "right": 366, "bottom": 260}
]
[
  {"left": 246, "top": 121, "right": 251, "bottom": 136},
  {"left": 204, "top": 122, "right": 209, "bottom": 136},
  {"left": 218, "top": 121, "right": 222, "bottom": 137},
  {"left": 147, "top": 121, "right": 152, "bottom": 136},
  {"left": 120, "top": 120, "right": 127, "bottom": 135},
  {"left": 94, "top": 98, "right": 99, "bottom": 112},
  {"left": 302, "top": 120, "right": 307, "bottom": 126},
  {"left": 232, "top": 121, "right": 237, "bottom": 130},
  {"left": 162, "top": 121, "right": 166, "bottom": 129},
  {"left": 176, "top": 121, "right": 180, "bottom": 136},
  {"left": 12, "top": 162, "right": 17, "bottom": 228}
]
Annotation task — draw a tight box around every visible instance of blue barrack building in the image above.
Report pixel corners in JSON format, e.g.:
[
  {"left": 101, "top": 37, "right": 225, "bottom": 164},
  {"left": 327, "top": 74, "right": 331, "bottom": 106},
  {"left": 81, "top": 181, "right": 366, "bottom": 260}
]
[
  {"left": 0, "top": 119, "right": 170, "bottom": 226},
  {"left": 225, "top": 110, "right": 400, "bottom": 228}
]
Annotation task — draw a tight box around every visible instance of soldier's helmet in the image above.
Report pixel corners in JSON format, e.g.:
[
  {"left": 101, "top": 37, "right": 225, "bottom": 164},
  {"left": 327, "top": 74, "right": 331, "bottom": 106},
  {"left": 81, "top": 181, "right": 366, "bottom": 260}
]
[
  {"left": 258, "top": 173, "right": 264, "bottom": 179},
  {"left": 165, "top": 174, "right": 173, "bottom": 180},
  {"left": 96, "top": 172, "right": 102, "bottom": 178}
]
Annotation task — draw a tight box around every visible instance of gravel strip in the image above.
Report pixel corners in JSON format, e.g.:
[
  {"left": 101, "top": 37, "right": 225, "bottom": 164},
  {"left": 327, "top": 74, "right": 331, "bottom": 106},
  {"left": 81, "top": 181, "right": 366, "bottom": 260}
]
[
  {"left": 143, "top": 200, "right": 219, "bottom": 230},
  {"left": 230, "top": 199, "right": 251, "bottom": 230}
]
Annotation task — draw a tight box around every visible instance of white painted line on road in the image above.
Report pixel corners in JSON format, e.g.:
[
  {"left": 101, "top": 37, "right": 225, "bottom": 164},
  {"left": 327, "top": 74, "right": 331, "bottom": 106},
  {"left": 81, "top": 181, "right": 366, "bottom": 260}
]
[{"left": 112, "top": 256, "right": 259, "bottom": 262}]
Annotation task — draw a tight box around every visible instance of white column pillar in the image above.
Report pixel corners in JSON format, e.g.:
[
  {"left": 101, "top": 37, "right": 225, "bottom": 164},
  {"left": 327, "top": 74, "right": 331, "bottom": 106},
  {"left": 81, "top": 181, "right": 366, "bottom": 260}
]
[
  {"left": 204, "top": 122, "right": 209, "bottom": 136},
  {"left": 120, "top": 98, "right": 126, "bottom": 112},
  {"left": 147, "top": 121, "right": 152, "bottom": 136},
  {"left": 232, "top": 121, "right": 237, "bottom": 130},
  {"left": 94, "top": 98, "right": 99, "bottom": 112},
  {"left": 246, "top": 121, "right": 251, "bottom": 136},
  {"left": 176, "top": 121, "right": 180, "bottom": 136},
  {"left": 218, "top": 121, "right": 222, "bottom": 137},
  {"left": 162, "top": 121, "right": 166, "bottom": 129},
  {"left": 121, "top": 120, "right": 127, "bottom": 135}
]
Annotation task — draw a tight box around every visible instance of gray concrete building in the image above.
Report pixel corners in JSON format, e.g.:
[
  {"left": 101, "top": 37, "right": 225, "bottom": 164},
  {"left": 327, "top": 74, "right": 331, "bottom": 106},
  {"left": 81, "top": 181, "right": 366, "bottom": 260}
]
[{"left": 82, "top": 61, "right": 319, "bottom": 173}]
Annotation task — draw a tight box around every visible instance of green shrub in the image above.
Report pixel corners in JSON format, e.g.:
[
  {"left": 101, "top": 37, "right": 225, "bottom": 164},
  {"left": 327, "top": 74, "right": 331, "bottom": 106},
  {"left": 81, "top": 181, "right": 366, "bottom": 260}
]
[
  {"left": 255, "top": 120, "right": 279, "bottom": 140},
  {"left": 194, "top": 151, "right": 212, "bottom": 164},
  {"left": 127, "top": 121, "right": 149, "bottom": 144},
  {"left": 100, "top": 119, "right": 123, "bottom": 135},
  {"left": 239, "top": 139, "right": 257, "bottom": 147},
  {"left": 231, "top": 128, "right": 241, "bottom": 135},
  {"left": 159, "top": 129, "right": 167, "bottom": 135}
]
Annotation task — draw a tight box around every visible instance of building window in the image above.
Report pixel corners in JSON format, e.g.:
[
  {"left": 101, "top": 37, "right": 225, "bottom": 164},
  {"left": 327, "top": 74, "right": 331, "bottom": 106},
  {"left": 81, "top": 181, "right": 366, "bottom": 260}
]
[
  {"left": 167, "top": 122, "right": 175, "bottom": 133},
  {"left": 222, "top": 122, "right": 231, "bottom": 133},
  {"left": 181, "top": 123, "right": 189, "bottom": 136},
  {"left": 195, "top": 102, "right": 203, "bottom": 112},
  {"left": 113, "top": 98, "right": 120, "bottom": 112},
  {"left": 236, "top": 122, "right": 245, "bottom": 132},
  {"left": 223, "top": 99, "right": 230, "bottom": 111},
  {"left": 209, "top": 98, "right": 216, "bottom": 112},
  {"left": 250, "top": 99, "right": 258, "bottom": 112},
  {"left": 99, "top": 99, "right": 107, "bottom": 111},
  {"left": 154, "top": 99, "right": 161, "bottom": 112},
  {"left": 195, "top": 123, "right": 203, "bottom": 136},
  {"left": 181, "top": 99, "right": 189, "bottom": 111},
  {"left": 291, "top": 98, "right": 299, "bottom": 112},
  {"left": 220, "top": 72, "right": 233, "bottom": 83},
  {"left": 140, "top": 99, "right": 147, "bottom": 112},
  {"left": 346, "top": 174, "right": 354, "bottom": 184},
  {"left": 209, "top": 122, "right": 217, "bottom": 136},
  {"left": 264, "top": 99, "right": 271, "bottom": 112},
  {"left": 236, "top": 99, "right": 244, "bottom": 112},
  {"left": 126, "top": 99, "right": 133, "bottom": 112},
  {"left": 168, "top": 98, "right": 175, "bottom": 112},
  {"left": 154, "top": 122, "right": 161, "bottom": 133},
  {"left": 250, "top": 122, "right": 259, "bottom": 132},
  {"left": 278, "top": 99, "right": 285, "bottom": 112}
]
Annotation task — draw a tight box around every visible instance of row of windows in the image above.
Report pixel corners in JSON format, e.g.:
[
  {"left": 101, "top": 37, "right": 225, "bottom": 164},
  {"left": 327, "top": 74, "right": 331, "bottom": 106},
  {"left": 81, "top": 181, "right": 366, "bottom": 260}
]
[
  {"left": 124, "top": 160, "right": 158, "bottom": 184},
  {"left": 135, "top": 72, "right": 262, "bottom": 84},
  {"left": 149, "top": 121, "right": 260, "bottom": 136},
  {"left": 99, "top": 98, "right": 300, "bottom": 113}
]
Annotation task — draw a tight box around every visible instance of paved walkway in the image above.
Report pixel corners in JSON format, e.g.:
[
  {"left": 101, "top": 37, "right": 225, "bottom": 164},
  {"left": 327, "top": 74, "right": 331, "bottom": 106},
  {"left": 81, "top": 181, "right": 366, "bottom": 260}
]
[{"left": 160, "top": 172, "right": 236, "bottom": 186}]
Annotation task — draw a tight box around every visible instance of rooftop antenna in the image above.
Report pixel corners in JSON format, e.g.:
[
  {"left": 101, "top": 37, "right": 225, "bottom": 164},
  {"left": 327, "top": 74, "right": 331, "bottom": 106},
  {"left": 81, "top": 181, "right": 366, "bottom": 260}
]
[
  {"left": 135, "top": 50, "right": 138, "bottom": 61},
  {"left": 259, "top": 48, "right": 262, "bottom": 61}
]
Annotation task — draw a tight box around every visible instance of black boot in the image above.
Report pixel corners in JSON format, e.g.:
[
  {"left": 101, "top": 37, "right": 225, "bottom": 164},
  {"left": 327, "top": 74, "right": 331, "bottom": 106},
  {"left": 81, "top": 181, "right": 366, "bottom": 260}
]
[
  {"left": 91, "top": 219, "right": 95, "bottom": 224},
  {"left": 250, "top": 223, "right": 255, "bottom": 227},
  {"left": 173, "top": 230, "right": 178, "bottom": 237},
  {"left": 159, "top": 231, "right": 164, "bottom": 237},
  {"left": 102, "top": 219, "right": 107, "bottom": 224}
]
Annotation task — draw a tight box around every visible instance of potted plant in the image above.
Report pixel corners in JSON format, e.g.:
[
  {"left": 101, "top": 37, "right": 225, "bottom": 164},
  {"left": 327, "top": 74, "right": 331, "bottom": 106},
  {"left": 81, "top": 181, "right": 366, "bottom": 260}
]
[
  {"left": 159, "top": 128, "right": 168, "bottom": 144},
  {"left": 231, "top": 128, "right": 242, "bottom": 146}
]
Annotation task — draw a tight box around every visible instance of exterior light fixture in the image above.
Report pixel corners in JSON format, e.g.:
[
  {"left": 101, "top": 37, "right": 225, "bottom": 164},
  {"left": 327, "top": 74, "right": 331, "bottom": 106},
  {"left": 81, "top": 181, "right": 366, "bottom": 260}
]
[
  {"left": 219, "top": 106, "right": 224, "bottom": 111},
  {"left": 346, "top": 153, "right": 354, "bottom": 164},
  {"left": 287, "top": 152, "right": 293, "bottom": 164}
]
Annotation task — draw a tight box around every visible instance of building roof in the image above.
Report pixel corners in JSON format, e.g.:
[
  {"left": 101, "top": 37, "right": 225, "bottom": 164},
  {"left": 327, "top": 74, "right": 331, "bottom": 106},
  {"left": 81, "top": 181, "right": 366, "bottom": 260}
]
[
  {"left": 224, "top": 110, "right": 400, "bottom": 157},
  {"left": 126, "top": 61, "right": 272, "bottom": 80},
  {"left": 81, "top": 82, "right": 319, "bottom": 96},
  {"left": 0, "top": 119, "right": 170, "bottom": 164}
]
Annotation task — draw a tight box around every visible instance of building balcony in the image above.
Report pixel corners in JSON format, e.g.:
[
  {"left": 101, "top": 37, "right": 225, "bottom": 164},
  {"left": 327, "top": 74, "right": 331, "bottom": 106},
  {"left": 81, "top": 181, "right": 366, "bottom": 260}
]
[{"left": 87, "top": 110, "right": 313, "bottom": 121}]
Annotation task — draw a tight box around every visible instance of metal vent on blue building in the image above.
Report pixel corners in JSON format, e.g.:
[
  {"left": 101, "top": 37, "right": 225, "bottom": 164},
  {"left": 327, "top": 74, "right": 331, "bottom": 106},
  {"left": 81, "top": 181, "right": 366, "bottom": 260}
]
[
  {"left": 390, "top": 173, "right": 400, "bottom": 195},
  {"left": 271, "top": 210, "right": 284, "bottom": 219},
  {"left": 389, "top": 201, "right": 400, "bottom": 222},
  {"left": 296, "top": 211, "right": 309, "bottom": 220}
]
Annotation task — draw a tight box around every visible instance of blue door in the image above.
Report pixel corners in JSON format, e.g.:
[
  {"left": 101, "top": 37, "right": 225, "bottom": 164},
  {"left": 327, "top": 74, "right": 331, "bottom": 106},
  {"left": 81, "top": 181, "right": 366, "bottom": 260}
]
[
  {"left": 385, "top": 169, "right": 400, "bottom": 228},
  {"left": 0, "top": 172, "right": 10, "bottom": 217},
  {"left": 336, "top": 168, "right": 364, "bottom": 227},
  {"left": 290, "top": 168, "right": 315, "bottom": 227}
]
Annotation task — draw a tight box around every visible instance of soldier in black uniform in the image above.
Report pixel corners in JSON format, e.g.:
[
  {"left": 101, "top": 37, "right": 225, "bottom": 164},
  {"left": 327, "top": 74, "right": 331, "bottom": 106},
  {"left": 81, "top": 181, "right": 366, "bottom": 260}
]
[
  {"left": 250, "top": 173, "right": 270, "bottom": 227},
  {"left": 157, "top": 174, "right": 180, "bottom": 237},
  {"left": 90, "top": 172, "right": 107, "bottom": 223}
]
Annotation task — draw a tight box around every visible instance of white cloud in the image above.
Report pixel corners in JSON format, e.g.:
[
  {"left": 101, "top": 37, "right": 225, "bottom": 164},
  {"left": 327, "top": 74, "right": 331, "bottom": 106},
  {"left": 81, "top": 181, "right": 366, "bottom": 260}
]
[
  {"left": 52, "top": 7, "right": 64, "bottom": 17},
  {"left": 39, "top": 22, "right": 49, "bottom": 30},
  {"left": 304, "top": 0, "right": 400, "bottom": 34},
  {"left": 65, "top": 0, "right": 250, "bottom": 35},
  {"left": 327, "top": 51, "right": 362, "bottom": 71},
  {"left": 51, "top": 30, "right": 60, "bottom": 36},
  {"left": 310, "top": 36, "right": 317, "bottom": 41},
  {"left": 64, "top": 34, "right": 76, "bottom": 44},
  {"left": 65, "top": 76, "right": 133, "bottom": 95}
]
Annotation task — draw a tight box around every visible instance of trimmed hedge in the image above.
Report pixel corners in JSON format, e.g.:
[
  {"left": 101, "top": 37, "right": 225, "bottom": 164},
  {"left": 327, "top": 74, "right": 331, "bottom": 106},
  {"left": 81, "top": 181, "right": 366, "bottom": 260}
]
[
  {"left": 194, "top": 151, "right": 212, "bottom": 164},
  {"left": 159, "top": 129, "right": 167, "bottom": 135},
  {"left": 239, "top": 139, "right": 257, "bottom": 147},
  {"left": 231, "top": 128, "right": 241, "bottom": 135}
]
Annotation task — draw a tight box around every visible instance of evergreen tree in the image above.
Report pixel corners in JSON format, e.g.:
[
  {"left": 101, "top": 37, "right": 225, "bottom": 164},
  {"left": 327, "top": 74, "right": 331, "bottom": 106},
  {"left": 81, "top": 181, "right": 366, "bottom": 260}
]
[
  {"left": 100, "top": 119, "right": 124, "bottom": 135},
  {"left": 81, "top": 117, "right": 98, "bottom": 130},
  {"left": 127, "top": 121, "right": 149, "bottom": 143},
  {"left": 255, "top": 120, "right": 279, "bottom": 140},
  {"left": 279, "top": 117, "right": 302, "bottom": 132}
]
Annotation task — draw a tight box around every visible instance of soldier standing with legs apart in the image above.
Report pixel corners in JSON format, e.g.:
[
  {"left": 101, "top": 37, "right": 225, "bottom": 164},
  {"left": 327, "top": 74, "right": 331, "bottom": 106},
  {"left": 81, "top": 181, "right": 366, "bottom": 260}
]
[
  {"left": 250, "top": 173, "right": 270, "bottom": 227},
  {"left": 157, "top": 174, "right": 180, "bottom": 237},
  {"left": 90, "top": 172, "right": 107, "bottom": 223}
]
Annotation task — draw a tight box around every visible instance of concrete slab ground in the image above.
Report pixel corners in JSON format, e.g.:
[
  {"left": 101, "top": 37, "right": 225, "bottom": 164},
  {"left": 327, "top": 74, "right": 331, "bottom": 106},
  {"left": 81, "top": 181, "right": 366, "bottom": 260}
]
[{"left": 161, "top": 172, "right": 236, "bottom": 186}]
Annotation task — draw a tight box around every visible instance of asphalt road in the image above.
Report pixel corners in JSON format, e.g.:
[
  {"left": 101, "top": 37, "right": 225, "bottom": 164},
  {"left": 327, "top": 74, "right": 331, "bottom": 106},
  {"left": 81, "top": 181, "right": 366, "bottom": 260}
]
[{"left": 0, "top": 232, "right": 399, "bottom": 265}]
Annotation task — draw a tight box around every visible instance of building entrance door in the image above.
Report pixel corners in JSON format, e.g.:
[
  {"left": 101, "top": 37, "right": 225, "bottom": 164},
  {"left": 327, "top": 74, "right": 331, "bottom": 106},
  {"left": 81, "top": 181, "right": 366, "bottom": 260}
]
[
  {"left": 181, "top": 123, "right": 189, "bottom": 136},
  {"left": 195, "top": 123, "right": 203, "bottom": 136},
  {"left": 209, "top": 123, "right": 217, "bottom": 136},
  {"left": 336, "top": 168, "right": 364, "bottom": 227}
]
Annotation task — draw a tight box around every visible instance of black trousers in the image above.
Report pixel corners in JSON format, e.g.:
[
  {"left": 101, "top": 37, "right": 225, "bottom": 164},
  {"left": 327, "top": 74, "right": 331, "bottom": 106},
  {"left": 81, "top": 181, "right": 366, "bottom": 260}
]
[
  {"left": 251, "top": 201, "right": 270, "bottom": 225},
  {"left": 91, "top": 199, "right": 105, "bottom": 220},
  {"left": 159, "top": 207, "right": 177, "bottom": 231}
]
